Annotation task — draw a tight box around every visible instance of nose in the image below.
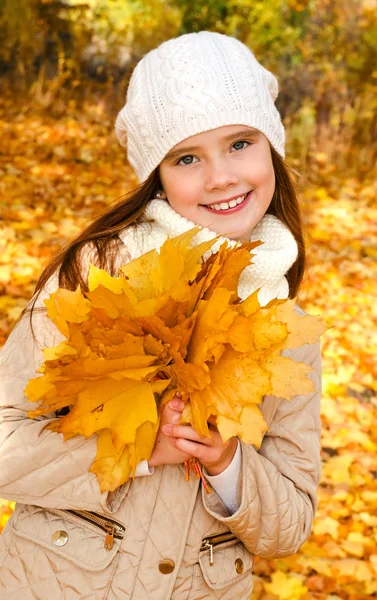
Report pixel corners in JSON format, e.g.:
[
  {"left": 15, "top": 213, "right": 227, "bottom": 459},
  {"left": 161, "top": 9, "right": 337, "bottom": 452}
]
[{"left": 204, "top": 158, "right": 239, "bottom": 192}]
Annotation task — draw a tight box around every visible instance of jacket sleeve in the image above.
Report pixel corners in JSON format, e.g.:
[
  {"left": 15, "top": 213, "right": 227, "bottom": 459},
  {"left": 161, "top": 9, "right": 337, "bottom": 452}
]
[
  {"left": 0, "top": 279, "right": 129, "bottom": 514},
  {"left": 201, "top": 340, "right": 322, "bottom": 558}
]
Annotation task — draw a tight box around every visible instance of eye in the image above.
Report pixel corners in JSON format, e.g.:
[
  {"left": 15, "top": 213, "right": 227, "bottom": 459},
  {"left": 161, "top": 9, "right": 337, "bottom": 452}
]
[
  {"left": 177, "top": 155, "right": 198, "bottom": 166},
  {"left": 232, "top": 140, "right": 250, "bottom": 151}
]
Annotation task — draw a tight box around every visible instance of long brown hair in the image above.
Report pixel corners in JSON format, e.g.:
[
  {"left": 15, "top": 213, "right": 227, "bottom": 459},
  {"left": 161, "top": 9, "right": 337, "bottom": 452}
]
[
  {"left": 268, "top": 147, "right": 306, "bottom": 297},
  {"left": 30, "top": 146, "right": 305, "bottom": 313}
]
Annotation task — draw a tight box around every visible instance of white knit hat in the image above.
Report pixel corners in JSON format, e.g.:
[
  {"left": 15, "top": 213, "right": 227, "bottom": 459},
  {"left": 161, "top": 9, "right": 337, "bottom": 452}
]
[{"left": 115, "top": 31, "right": 285, "bottom": 183}]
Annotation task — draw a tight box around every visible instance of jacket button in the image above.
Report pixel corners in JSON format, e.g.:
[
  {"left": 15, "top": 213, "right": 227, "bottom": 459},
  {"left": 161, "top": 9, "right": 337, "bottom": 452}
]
[
  {"left": 52, "top": 530, "right": 69, "bottom": 546},
  {"left": 159, "top": 559, "right": 175, "bottom": 574},
  {"left": 235, "top": 558, "right": 244, "bottom": 574}
]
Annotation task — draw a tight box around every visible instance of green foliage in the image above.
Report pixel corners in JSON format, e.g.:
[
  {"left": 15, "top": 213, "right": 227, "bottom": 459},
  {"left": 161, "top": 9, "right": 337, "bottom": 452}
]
[
  {"left": 225, "top": 0, "right": 307, "bottom": 68},
  {"left": 74, "top": 0, "right": 181, "bottom": 54},
  {"left": 173, "top": 0, "right": 227, "bottom": 33}
]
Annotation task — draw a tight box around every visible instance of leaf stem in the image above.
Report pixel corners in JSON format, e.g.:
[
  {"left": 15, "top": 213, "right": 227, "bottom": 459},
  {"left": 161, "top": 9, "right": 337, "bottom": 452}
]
[{"left": 184, "top": 458, "right": 211, "bottom": 493}]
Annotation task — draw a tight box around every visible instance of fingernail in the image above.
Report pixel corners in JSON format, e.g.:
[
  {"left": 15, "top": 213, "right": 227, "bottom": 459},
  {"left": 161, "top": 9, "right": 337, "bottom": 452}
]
[
  {"left": 176, "top": 392, "right": 182, "bottom": 398},
  {"left": 162, "top": 424, "right": 172, "bottom": 435},
  {"left": 170, "top": 399, "right": 179, "bottom": 409}
]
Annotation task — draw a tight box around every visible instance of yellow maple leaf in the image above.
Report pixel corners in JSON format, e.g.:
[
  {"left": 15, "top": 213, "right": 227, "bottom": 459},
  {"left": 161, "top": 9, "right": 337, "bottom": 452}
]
[
  {"left": 217, "top": 405, "right": 268, "bottom": 446},
  {"left": 119, "top": 248, "right": 161, "bottom": 300},
  {"left": 150, "top": 229, "right": 214, "bottom": 298},
  {"left": 25, "top": 373, "right": 56, "bottom": 405},
  {"left": 207, "top": 350, "right": 270, "bottom": 415},
  {"left": 90, "top": 420, "right": 160, "bottom": 491},
  {"left": 88, "top": 264, "right": 135, "bottom": 298},
  {"left": 86, "top": 283, "right": 135, "bottom": 319},
  {"left": 45, "top": 287, "right": 91, "bottom": 337},
  {"left": 264, "top": 571, "right": 308, "bottom": 600},
  {"left": 43, "top": 341, "right": 78, "bottom": 361},
  {"left": 187, "top": 288, "right": 237, "bottom": 365},
  {"left": 274, "top": 299, "right": 328, "bottom": 349},
  {"left": 267, "top": 355, "right": 314, "bottom": 398},
  {"left": 202, "top": 242, "right": 259, "bottom": 299},
  {"left": 246, "top": 309, "right": 288, "bottom": 351},
  {"left": 90, "top": 429, "right": 133, "bottom": 492}
]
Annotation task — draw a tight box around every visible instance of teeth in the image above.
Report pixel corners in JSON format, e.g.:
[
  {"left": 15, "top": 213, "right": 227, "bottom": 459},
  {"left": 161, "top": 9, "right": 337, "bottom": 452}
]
[{"left": 208, "top": 193, "right": 247, "bottom": 211}]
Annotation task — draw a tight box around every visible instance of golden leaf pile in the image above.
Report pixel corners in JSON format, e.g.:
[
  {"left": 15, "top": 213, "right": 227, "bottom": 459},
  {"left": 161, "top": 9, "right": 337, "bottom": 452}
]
[{"left": 25, "top": 229, "right": 325, "bottom": 492}]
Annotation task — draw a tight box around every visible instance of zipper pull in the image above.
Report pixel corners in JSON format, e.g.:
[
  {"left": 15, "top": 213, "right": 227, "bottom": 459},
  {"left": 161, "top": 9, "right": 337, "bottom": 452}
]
[
  {"left": 104, "top": 524, "right": 115, "bottom": 551},
  {"left": 209, "top": 543, "right": 214, "bottom": 566},
  {"left": 202, "top": 540, "right": 214, "bottom": 565}
]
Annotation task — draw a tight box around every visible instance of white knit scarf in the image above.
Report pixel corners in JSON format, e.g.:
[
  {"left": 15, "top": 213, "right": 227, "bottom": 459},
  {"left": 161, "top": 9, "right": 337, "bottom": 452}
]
[{"left": 118, "top": 199, "right": 298, "bottom": 306}]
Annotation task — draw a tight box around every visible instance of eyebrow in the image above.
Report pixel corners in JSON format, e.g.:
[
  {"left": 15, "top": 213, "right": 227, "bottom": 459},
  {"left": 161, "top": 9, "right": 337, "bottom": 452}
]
[{"left": 163, "top": 128, "right": 260, "bottom": 162}]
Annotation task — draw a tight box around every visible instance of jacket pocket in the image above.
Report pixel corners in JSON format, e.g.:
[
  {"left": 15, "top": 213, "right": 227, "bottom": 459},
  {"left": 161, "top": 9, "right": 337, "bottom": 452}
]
[
  {"left": 197, "top": 532, "right": 254, "bottom": 591},
  {"left": 11, "top": 503, "right": 125, "bottom": 571}
]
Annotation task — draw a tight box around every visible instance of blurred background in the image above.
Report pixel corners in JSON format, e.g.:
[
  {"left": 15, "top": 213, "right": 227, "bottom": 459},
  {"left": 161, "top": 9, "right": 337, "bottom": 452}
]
[{"left": 1, "top": 1, "right": 377, "bottom": 598}]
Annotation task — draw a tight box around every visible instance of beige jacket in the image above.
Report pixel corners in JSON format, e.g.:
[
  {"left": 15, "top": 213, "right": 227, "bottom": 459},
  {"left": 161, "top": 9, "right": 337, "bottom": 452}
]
[{"left": 0, "top": 241, "right": 322, "bottom": 600}]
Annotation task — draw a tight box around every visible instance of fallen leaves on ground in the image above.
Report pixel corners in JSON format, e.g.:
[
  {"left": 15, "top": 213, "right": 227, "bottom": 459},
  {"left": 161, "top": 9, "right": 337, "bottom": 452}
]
[{"left": 1, "top": 96, "right": 377, "bottom": 599}]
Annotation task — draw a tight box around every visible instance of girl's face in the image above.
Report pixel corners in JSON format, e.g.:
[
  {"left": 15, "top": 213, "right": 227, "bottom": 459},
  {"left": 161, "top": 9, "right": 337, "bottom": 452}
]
[{"left": 159, "top": 125, "right": 275, "bottom": 241}]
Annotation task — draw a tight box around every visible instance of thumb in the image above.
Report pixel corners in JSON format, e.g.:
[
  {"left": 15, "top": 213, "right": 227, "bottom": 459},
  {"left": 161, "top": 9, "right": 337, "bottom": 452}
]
[{"left": 160, "top": 398, "right": 183, "bottom": 426}]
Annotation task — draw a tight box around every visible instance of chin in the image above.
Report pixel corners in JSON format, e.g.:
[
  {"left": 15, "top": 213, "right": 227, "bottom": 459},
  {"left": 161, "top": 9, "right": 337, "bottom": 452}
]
[{"left": 227, "top": 230, "right": 251, "bottom": 242}]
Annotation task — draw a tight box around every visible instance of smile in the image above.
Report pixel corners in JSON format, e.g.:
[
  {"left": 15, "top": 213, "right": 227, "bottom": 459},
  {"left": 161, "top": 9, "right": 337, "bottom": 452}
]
[{"left": 201, "top": 192, "right": 251, "bottom": 214}]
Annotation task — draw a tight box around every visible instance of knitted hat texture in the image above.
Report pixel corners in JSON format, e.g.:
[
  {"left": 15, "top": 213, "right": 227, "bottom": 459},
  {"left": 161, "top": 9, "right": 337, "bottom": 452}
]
[{"left": 115, "top": 31, "right": 285, "bottom": 183}]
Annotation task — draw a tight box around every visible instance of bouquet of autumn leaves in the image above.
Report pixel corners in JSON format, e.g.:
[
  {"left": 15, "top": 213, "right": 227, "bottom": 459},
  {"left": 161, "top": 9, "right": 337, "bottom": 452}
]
[{"left": 26, "top": 229, "right": 325, "bottom": 492}]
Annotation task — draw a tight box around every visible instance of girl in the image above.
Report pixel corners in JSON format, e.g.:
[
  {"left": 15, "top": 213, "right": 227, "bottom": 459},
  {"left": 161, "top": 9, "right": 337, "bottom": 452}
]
[{"left": 0, "top": 31, "right": 322, "bottom": 600}]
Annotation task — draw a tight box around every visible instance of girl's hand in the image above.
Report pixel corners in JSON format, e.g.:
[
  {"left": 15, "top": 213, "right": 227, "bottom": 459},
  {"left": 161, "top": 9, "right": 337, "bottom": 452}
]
[
  {"left": 149, "top": 396, "right": 193, "bottom": 468},
  {"left": 162, "top": 418, "right": 238, "bottom": 476}
]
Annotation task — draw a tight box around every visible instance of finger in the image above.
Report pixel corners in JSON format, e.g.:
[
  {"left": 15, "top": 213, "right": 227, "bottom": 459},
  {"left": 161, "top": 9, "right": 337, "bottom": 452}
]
[
  {"left": 168, "top": 397, "right": 185, "bottom": 412},
  {"left": 161, "top": 411, "right": 181, "bottom": 428},
  {"left": 164, "top": 424, "right": 214, "bottom": 445},
  {"left": 160, "top": 406, "right": 184, "bottom": 430},
  {"left": 170, "top": 437, "right": 215, "bottom": 460},
  {"left": 160, "top": 404, "right": 177, "bottom": 425},
  {"left": 161, "top": 398, "right": 183, "bottom": 417}
]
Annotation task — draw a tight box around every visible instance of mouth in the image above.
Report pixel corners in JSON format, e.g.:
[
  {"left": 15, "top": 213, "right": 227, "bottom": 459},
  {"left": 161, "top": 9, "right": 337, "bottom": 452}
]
[{"left": 200, "top": 191, "right": 251, "bottom": 214}]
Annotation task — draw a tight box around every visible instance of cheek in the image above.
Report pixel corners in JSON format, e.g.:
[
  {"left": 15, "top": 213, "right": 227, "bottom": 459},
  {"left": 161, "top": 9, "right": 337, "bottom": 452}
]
[
  {"left": 169, "top": 189, "right": 199, "bottom": 209},
  {"left": 164, "top": 178, "right": 202, "bottom": 211},
  {"left": 253, "top": 161, "right": 275, "bottom": 194},
  {"left": 161, "top": 168, "right": 198, "bottom": 199}
]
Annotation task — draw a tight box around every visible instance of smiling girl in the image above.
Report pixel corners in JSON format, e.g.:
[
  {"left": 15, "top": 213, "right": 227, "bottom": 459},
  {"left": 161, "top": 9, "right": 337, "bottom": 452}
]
[{"left": 0, "top": 31, "right": 321, "bottom": 600}]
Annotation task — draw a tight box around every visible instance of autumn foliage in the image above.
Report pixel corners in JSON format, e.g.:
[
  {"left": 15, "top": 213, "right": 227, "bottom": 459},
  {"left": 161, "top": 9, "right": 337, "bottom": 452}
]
[{"left": 25, "top": 230, "right": 325, "bottom": 491}]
